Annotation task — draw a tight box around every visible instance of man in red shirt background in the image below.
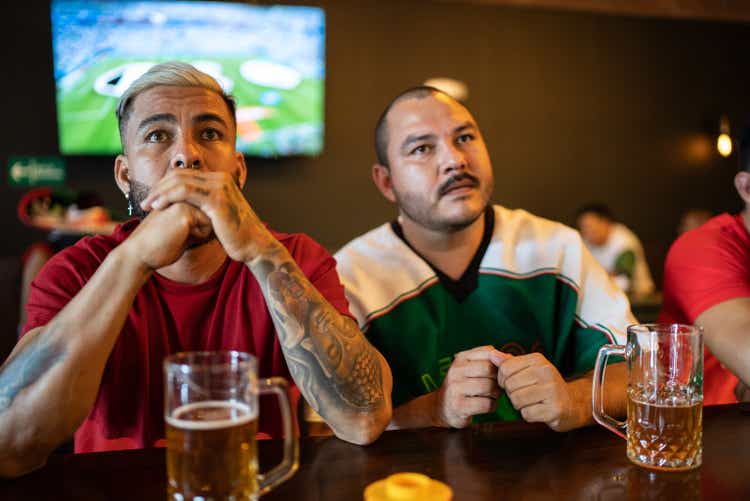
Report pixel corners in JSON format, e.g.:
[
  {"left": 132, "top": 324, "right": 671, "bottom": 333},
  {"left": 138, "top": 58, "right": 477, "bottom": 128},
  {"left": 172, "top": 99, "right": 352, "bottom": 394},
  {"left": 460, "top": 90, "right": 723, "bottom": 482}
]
[
  {"left": 660, "top": 128, "right": 750, "bottom": 405},
  {"left": 0, "top": 62, "right": 392, "bottom": 478}
]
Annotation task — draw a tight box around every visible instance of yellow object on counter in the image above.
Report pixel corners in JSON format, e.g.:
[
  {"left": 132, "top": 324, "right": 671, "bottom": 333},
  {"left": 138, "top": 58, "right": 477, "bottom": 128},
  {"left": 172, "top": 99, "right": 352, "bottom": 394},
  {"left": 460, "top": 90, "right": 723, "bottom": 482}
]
[{"left": 364, "top": 472, "right": 452, "bottom": 501}]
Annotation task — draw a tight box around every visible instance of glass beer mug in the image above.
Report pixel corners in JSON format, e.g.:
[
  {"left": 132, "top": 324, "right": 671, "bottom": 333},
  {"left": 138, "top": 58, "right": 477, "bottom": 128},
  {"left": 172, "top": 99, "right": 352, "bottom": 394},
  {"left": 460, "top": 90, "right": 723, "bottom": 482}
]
[
  {"left": 593, "top": 324, "right": 703, "bottom": 471},
  {"left": 164, "top": 351, "right": 299, "bottom": 500}
]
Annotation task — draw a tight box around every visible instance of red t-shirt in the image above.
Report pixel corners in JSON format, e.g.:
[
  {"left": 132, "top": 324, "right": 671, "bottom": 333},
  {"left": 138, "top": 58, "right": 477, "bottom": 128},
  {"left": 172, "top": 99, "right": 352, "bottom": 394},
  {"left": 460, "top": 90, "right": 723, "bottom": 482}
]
[
  {"left": 22, "top": 220, "right": 352, "bottom": 453},
  {"left": 659, "top": 213, "right": 750, "bottom": 405}
]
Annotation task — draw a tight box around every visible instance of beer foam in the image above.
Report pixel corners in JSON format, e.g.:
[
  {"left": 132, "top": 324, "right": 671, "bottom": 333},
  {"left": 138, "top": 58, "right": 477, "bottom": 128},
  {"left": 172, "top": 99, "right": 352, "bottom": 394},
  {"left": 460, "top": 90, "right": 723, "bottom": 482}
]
[{"left": 166, "top": 401, "right": 257, "bottom": 430}]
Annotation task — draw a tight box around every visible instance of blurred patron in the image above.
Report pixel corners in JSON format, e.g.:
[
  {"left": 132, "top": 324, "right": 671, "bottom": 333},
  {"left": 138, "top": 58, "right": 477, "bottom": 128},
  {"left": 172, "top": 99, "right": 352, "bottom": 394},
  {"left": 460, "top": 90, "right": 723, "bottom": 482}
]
[
  {"left": 659, "top": 128, "right": 750, "bottom": 404},
  {"left": 677, "top": 208, "right": 713, "bottom": 236},
  {"left": 576, "top": 204, "right": 655, "bottom": 298},
  {"left": 17, "top": 188, "right": 120, "bottom": 331},
  {"left": 0, "top": 62, "right": 392, "bottom": 478},
  {"left": 335, "top": 87, "right": 632, "bottom": 432}
]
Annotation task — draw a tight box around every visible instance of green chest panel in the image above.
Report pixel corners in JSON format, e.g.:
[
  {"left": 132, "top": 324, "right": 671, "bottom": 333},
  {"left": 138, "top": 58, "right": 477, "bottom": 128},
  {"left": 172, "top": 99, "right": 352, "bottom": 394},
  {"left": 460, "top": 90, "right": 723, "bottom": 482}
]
[{"left": 367, "top": 273, "right": 594, "bottom": 422}]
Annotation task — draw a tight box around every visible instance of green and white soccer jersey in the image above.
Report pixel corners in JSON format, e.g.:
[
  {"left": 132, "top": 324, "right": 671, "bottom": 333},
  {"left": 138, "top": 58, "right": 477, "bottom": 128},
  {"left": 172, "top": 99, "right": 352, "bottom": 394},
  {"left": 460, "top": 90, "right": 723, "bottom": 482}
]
[{"left": 335, "top": 205, "right": 634, "bottom": 422}]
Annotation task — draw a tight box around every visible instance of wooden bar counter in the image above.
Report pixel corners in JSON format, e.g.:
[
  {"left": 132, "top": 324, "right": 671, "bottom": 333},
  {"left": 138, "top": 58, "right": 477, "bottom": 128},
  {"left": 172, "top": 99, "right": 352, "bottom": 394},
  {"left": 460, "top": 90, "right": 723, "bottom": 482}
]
[{"left": 2, "top": 404, "right": 748, "bottom": 500}]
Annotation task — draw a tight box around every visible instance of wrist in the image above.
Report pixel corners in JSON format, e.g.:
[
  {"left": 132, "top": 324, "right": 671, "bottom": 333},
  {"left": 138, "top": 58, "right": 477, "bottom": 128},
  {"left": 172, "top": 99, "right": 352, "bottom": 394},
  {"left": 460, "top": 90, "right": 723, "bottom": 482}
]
[
  {"left": 112, "top": 242, "right": 154, "bottom": 281},
  {"left": 429, "top": 391, "right": 449, "bottom": 428},
  {"left": 566, "top": 378, "right": 592, "bottom": 429},
  {"left": 245, "top": 237, "right": 288, "bottom": 269}
]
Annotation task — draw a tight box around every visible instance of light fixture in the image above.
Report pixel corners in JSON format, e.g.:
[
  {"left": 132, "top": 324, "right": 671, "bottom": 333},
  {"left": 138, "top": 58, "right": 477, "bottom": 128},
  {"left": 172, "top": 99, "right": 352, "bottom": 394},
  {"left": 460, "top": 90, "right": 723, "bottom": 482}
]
[
  {"left": 423, "top": 77, "right": 469, "bottom": 102},
  {"left": 717, "top": 115, "right": 732, "bottom": 157}
]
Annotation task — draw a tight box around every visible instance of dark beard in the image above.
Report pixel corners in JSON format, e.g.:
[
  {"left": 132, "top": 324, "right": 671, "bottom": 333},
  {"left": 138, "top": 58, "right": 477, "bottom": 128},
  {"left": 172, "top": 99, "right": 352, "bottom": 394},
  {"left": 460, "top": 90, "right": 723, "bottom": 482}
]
[{"left": 128, "top": 179, "right": 151, "bottom": 220}]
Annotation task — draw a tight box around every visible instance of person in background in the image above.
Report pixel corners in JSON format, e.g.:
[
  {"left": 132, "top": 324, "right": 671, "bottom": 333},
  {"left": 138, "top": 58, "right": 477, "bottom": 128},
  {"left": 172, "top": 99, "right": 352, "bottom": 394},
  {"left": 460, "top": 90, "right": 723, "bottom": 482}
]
[
  {"left": 334, "top": 86, "right": 631, "bottom": 432},
  {"left": 677, "top": 208, "right": 713, "bottom": 236},
  {"left": 0, "top": 62, "right": 392, "bottom": 478},
  {"left": 576, "top": 204, "right": 655, "bottom": 298},
  {"left": 17, "top": 188, "right": 120, "bottom": 331},
  {"left": 659, "top": 127, "right": 750, "bottom": 405}
]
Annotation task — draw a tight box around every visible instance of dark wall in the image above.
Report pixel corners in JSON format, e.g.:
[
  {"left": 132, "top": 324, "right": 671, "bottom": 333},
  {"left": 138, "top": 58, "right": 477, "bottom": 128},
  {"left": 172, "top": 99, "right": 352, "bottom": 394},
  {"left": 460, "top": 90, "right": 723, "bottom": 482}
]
[{"left": 2, "top": 1, "right": 748, "bottom": 287}]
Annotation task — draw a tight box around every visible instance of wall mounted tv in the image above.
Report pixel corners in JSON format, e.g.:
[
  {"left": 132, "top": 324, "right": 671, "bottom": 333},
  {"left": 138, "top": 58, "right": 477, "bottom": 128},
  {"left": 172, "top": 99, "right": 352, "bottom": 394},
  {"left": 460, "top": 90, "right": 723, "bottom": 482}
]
[{"left": 51, "top": 1, "right": 325, "bottom": 157}]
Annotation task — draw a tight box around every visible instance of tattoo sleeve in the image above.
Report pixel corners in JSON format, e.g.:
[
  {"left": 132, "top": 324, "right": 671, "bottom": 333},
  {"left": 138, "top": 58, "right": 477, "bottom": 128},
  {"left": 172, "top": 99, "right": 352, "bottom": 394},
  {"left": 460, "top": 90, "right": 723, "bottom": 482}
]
[
  {"left": 0, "top": 329, "right": 65, "bottom": 414},
  {"left": 250, "top": 249, "right": 385, "bottom": 419}
]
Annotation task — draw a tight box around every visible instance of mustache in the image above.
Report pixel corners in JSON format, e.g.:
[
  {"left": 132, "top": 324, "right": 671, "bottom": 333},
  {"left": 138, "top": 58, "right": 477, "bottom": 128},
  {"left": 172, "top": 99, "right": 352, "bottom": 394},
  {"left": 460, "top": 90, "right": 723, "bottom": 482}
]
[{"left": 438, "top": 173, "right": 480, "bottom": 197}]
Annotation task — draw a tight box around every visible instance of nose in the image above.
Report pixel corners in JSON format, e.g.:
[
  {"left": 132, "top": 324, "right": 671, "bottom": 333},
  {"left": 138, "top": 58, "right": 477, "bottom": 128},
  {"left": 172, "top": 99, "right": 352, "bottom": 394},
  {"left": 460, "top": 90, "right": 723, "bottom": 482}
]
[
  {"left": 170, "top": 135, "right": 202, "bottom": 170},
  {"left": 439, "top": 141, "right": 467, "bottom": 175}
]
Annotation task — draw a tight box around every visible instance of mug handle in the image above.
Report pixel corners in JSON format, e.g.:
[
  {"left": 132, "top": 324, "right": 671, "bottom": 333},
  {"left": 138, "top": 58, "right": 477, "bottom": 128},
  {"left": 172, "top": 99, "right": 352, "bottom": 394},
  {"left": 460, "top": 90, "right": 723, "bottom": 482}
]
[
  {"left": 592, "top": 344, "right": 627, "bottom": 439},
  {"left": 257, "top": 377, "right": 300, "bottom": 496}
]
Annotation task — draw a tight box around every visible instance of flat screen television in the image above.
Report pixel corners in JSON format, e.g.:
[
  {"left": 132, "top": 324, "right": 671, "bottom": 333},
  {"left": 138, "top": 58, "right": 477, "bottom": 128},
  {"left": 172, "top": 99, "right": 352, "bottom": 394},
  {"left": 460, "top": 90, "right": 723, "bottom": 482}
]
[{"left": 51, "top": 0, "right": 325, "bottom": 157}]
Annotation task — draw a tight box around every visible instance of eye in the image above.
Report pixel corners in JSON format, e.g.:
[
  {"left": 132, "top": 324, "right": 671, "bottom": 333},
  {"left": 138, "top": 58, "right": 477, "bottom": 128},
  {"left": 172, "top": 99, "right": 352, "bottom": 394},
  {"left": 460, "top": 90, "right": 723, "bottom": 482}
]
[
  {"left": 145, "top": 130, "right": 168, "bottom": 143},
  {"left": 456, "top": 133, "right": 475, "bottom": 144},
  {"left": 410, "top": 144, "right": 431, "bottom": 156},
  {"left": 201, "top": 128, "right": 222, "bottom": 141}
]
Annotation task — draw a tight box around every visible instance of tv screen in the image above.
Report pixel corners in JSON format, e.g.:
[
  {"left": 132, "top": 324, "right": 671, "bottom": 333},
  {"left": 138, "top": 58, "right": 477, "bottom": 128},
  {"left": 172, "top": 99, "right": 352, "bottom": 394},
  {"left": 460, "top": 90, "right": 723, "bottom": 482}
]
[{"left": 51, "top": 1, "right": 325, "bottom": 157}]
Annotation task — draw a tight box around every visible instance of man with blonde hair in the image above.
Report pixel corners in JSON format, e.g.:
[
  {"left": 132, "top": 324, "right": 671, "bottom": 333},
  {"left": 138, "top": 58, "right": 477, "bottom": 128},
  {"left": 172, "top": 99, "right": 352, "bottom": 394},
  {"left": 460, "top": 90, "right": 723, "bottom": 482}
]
[{"left": 0, "top": 62, "right": 391, "bottom": 478}]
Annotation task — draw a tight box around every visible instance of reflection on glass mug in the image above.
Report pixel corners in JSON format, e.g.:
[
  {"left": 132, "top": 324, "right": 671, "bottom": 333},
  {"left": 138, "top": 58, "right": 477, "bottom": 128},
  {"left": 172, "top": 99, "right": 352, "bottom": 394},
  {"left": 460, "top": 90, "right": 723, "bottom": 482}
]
[
  {"left": 164, "top": 351, "right": 299, "bottom": 500},
  {"left": 593, "top": 324, "right": 703, "bottom": 471}
]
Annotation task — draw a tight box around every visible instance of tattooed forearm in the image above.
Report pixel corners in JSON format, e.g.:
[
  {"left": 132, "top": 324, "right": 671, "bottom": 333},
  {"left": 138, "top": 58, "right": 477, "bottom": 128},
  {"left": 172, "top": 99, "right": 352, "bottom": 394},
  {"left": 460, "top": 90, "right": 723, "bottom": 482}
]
[
  {"left": 0, "top": 331, "right": 65, "bottom": 413},
  {"left": 251, "top": 254, "right": 385, "bottom": 416}
]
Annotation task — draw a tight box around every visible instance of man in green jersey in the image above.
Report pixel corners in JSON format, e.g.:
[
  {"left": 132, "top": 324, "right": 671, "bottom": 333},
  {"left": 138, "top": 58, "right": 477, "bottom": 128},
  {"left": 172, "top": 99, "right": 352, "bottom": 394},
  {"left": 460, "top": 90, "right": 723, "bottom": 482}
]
[{"left": 335, "top": 87, "right": 631, "bottom": 431}]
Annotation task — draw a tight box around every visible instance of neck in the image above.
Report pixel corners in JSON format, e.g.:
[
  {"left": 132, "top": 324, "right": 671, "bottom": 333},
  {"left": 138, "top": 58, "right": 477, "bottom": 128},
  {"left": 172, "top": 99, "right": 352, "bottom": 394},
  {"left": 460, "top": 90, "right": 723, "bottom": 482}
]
[
  {"left": 399, "top": 210, "right": 486, "bottom": 281},
  {"left": 156, "top": 239, "right": 227, "bottom": 284}
]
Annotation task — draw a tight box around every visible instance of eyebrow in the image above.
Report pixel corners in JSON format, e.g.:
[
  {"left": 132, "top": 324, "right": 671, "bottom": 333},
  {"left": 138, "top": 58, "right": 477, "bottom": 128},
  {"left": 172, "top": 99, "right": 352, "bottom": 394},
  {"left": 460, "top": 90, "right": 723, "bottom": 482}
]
[
  {"left": 453, "top": 121, "right": 477, "bottom": 135},
  {"left": 400, "top": 121, "right": 478, "bottom": 152},
  {"left": 193, "top": 113, "right": 229, "bottom": 129},
  {"left": 401, "top": 133, "right": 436, "bottom": 152},
  {"left": 136, "top": 113, "right": 176, "bottom": 134},
  {"left": 135, "top": 112, "right": 230, "bottom": 135}
]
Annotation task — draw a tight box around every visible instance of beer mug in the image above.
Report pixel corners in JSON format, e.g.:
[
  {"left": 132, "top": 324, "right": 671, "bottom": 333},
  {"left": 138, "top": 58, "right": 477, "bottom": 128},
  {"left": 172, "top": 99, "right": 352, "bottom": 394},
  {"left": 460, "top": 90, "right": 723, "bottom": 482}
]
[
  {"left": 164, "top": 351, "right": 299, "bottom": 500},
  {"left": 593, "top": 324, "right": 703, "bottom": 471}
]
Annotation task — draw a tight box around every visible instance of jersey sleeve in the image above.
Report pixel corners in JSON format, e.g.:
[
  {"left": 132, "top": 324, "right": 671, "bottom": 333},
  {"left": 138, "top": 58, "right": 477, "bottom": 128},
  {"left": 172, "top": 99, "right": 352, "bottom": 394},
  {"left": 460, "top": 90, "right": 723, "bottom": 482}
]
[
  {"left": 662, "top": 227, "right": 750, "bottom": 323},
  {"left": 567, "top": 232, "right": 636, "bottom": 374}
]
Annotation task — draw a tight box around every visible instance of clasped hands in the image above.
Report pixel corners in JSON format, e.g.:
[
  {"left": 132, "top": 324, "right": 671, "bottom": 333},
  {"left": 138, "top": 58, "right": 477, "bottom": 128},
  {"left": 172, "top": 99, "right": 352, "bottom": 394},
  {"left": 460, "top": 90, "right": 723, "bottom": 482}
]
[
  {"left": 125, "top": 169, "right": 276, "bottom": 270},
  {"left": 433, "top": 345, "right": 583, "bottom": 432}
]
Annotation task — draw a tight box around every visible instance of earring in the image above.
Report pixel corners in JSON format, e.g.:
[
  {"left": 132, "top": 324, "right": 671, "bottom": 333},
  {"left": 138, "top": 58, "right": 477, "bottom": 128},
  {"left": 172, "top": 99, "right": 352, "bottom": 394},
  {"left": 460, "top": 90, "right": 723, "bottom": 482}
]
[{"left": 126, "top": 193, "right": 133, "bottom": 217}]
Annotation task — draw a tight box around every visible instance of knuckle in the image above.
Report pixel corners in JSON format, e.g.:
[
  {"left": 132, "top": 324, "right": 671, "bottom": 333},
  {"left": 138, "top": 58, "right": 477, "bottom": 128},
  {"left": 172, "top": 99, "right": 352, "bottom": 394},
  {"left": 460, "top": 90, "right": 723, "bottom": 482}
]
[{"left": 499, "top": 363, "right": 512, "bottom": 377}]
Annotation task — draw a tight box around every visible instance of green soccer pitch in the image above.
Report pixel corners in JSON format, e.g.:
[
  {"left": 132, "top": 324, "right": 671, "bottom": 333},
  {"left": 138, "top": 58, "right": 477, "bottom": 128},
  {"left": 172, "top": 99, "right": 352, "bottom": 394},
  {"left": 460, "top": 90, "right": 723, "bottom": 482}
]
[{"left": 56, "top": 58, "right": 324, "bottom": 157}]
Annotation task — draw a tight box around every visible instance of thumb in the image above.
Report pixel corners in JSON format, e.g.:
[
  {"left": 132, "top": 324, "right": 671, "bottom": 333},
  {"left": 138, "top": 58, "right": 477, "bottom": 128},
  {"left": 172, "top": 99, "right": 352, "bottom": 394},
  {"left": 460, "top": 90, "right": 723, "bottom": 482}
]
[
  {"left": 188, "top": 207, "right": 213, "bottom": 239},
  {"left": 488, "top": 349, "right": 512, "bottom": 368}
]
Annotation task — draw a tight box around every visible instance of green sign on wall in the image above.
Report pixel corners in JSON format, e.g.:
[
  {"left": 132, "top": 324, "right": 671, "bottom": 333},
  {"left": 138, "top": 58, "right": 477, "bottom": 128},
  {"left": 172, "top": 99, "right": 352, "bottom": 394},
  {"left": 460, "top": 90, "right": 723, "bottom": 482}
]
[{"left": 7, "top": 156, "right": 66, "bottom": 187}]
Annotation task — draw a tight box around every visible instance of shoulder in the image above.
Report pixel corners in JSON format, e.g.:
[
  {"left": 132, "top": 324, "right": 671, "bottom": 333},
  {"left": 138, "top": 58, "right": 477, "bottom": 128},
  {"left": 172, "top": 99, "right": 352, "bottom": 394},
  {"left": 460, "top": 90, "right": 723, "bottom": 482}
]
[
  {"left": 490, "top": 205, "right": 584, "bottom": 257},
  {"left": 662, "top": 214, "right": 750, "bottom": 321},
  {"left": 333, "top": 221, "right": 434, "bottom": 326},
  {"left": 270, "top": 228, "right": 338, "bottom": 279},
  {"left": 334, "top": 221, "right": 431, "bottom": 286},
  {"left": 494, "top": 205, "right": 578, "bottom": 238},
  {"left": 334, "top": 222, "right": 401, "bottom": 272},
  {"left": 40, "top": 220, "right": 136, "bottom": 281},
  {"left": 666, "top": 214, "right": 748, "bottom": 270}
]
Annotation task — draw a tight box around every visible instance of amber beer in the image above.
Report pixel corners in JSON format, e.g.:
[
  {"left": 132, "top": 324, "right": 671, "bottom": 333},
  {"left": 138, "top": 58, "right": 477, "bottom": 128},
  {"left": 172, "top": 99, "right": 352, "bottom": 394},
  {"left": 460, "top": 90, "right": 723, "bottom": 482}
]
[
  {"left": 626, "top": 392, "right": 702, "bottom": 471},
  {"left": 166, "top": 401, "right": 258, "bottom": 500},
  {"left": 593, "top": 324, "right": 703, "bottom": 471}
]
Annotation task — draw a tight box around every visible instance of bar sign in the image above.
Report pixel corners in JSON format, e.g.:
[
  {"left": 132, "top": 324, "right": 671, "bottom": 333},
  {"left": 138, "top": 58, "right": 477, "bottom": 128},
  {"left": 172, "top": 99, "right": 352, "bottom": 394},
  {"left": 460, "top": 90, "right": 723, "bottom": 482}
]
[{"left": 7, "top": 156, "right": 66, "bottom": 187}]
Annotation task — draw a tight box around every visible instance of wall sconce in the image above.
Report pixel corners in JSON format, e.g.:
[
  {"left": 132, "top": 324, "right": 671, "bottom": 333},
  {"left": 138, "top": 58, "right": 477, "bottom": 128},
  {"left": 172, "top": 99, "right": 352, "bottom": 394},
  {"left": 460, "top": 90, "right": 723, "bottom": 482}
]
[
  {"left": 423, "top": 77, "right": 469, "bottom": 102},
  {"left": 717, "top": 115, "right": 732, "bottom": 157}
]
